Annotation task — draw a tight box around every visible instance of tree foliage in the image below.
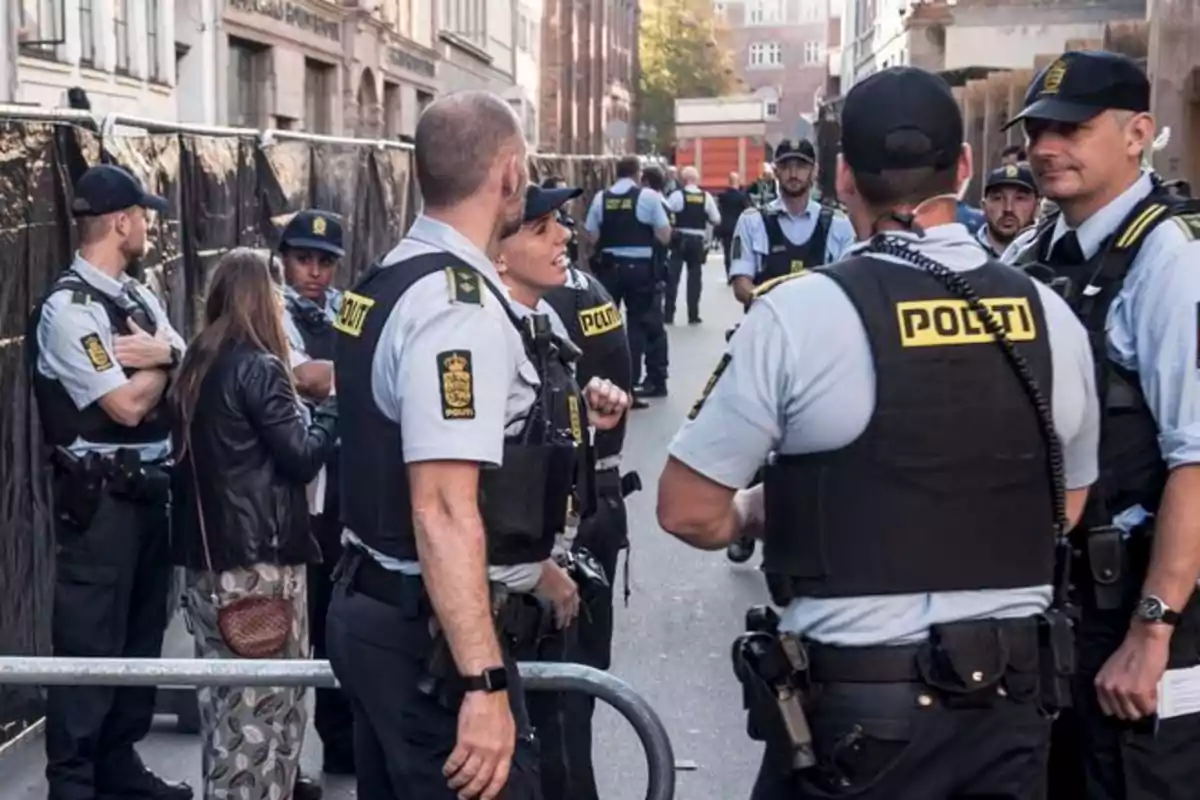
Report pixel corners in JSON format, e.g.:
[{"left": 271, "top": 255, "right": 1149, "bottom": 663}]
[{"left": 638, "top": 0, "right": 736, "bottom": 153}]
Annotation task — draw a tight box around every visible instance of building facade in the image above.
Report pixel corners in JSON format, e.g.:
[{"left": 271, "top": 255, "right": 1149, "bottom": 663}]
[
  {"left": 435, "top": 0, "right": 517, "bottom": 97},
  {"left": 539, "top": 0, "right": 638, "bottom": 155},
  {"left": 715, "top": 0, "right": 832, "bottom": 147},
  {"left": 13, "top": 0, "right": 180, "bottom": 119}
]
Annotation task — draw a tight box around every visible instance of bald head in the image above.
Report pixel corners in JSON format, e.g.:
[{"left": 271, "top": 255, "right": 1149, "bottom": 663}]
[{"left": 414, "top": 91, "right": 525, "bottom": 209}]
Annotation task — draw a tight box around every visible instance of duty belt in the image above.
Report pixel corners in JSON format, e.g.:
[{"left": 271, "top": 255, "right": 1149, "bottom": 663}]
[{"left": 595, "top": 454, "right": 622, "bottom": 472}]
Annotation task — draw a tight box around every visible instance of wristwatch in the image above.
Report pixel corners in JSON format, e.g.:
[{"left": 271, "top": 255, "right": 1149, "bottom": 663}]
[
  {"left": 1133, "top": 595, "right": 1181, "bottom": 626},
  {"left": 462, "top": 666, "right": 509, "bottom": 693}
]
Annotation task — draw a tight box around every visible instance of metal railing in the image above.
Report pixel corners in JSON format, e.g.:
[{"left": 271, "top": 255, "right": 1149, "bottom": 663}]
[{"left": 0, "top": 657, "right": 676, "bottom": 800}]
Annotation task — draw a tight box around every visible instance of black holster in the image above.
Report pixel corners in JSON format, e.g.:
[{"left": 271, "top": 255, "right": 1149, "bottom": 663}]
[
  {"left": 105, "top": 450, "right": 172, "bottom": 506},
  {"left": 50, "top": 448, "right": 106, "bottom": 528},
  {"left": 1082, "top": 525, "right": 1128, "bottom": 611}
]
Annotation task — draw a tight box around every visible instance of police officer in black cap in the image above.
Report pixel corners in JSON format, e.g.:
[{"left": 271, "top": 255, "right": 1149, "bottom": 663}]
[
  {"left": 275, "top": 208, "right": 355, "bottom": 775},
  {"left": 28, "top": 164, "right": 191, "bottom": 800},
  {"left": 1003, "top": 49, "right": 1200, "bottom": 800},
  {"left": 659, "top": 66, "right": 1100, "bottom": 799},
  {"left": 977, "top": 163, "right": 1039, "bottom": 257}
]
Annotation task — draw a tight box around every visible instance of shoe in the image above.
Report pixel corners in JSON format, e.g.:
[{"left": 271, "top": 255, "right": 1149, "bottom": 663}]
[
  {"left": 631, "top": 396, "right": 650, "bottom": 410},
  {"left": 727, "top": 536, "right": 756, "bottom": 563},
  {"left": 295, "top": 776, "right": 324, "bottom": 800},
  {"left": 638, "top": 384, "right": 668, "bottom": 399},
  {"left": 688, "top": 317, "right": 702, "bottom": 325},
  {"left": 105, "top": 772, "right": 193, "bottom": 800}
]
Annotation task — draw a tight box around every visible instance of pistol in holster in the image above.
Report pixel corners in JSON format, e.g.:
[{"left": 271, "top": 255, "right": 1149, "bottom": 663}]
[
  {"left": 731, "top": 605, "right": 816, "bottom": 771},
  {"left": 104, "top": 448, "right": 172, "bottom": 505},
  {"left": 51, "top": 447, "right": 106, "bottom": 528},
  {"left": 418, "top": 583, "right": 519, "bottom": 709}
]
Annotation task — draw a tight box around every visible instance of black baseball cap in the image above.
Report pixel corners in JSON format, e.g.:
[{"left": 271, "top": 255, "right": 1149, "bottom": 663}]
[
  {"left": 1003, "top": 50, "right": 1150, "bottom": 130},
  {"left": 71, "top": 164, "right": 169, "bottom": 218},
  {"left": 523, "top": 183, "right": 582, "bottom": 222},
  {"left": 280, "top": 209, "right": 345, "bottom": 258},
  {"left": 841, "top": 67, "right": 963, "bottom": 175},
  {"left": 773, "top": 139, "right": 816, "bottom": 165},
  {"left": 984, "top": 163, "right": 1038, "bottom": 194}
]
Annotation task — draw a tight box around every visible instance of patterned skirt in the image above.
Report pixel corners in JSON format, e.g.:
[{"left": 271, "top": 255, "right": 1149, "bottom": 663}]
[{"left": 183, "top": 563, "right": 310, "bottom": 800}]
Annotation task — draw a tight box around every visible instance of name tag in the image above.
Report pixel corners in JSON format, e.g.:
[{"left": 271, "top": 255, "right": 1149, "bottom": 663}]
[{"left": 896, "top": 297, "right": 1037, "bottom": 347}]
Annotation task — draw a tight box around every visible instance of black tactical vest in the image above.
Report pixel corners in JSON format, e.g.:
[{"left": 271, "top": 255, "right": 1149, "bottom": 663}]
[
  {"left": 675, "top": 190, "right": 709, "bottom": 231},
  {"left": 334, "top": 252, "right": 589, "bottom": 566},
  {"left": 756, "top": 206, "right": 834, "bottom": 285},
  {"left": 598, "top": 188, "right": 655, "bottom": 252},
  {"left": 545, "top": 268, "right": 632, "bottom": 461},
  {"left": 27, "top": 272, "right": 172, "bottom": 448},
  {"left": 286, "top": 294, "right": 337, "bottom": 361},
  {"left": 1016, "top": 192, "right": 1199, "bottom": 524},
  {"left": 761, "top": 256, "right": 1056, "bottom": 601}
]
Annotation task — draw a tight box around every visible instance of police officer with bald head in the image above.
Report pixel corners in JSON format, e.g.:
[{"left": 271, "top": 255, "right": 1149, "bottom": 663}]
[
  {"left": 658, "top": 66, "right": 1099, "bottom": 799},
  {"left": 1003, "top": 49, "right": 1200, "bottom": 800}
]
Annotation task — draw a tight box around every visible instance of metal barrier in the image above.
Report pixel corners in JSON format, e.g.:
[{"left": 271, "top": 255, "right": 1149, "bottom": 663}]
[{"left": 0, "top": 657, "right": 676, "bottom": 800}]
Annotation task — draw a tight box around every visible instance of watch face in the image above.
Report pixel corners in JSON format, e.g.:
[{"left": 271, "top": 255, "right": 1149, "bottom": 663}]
[
  {"left": 1136, "top": 596, "right": 1165, "bottom": 621},
  {"left": 485, "top": 667, "right": 509, "bottom": 692}
]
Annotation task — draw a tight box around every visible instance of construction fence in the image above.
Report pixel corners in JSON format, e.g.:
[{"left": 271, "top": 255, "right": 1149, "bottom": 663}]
[{"left": 0, "top": 111, "right": 620, "bottom": 743}]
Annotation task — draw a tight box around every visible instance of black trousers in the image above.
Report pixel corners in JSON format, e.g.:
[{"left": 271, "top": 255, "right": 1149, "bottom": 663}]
[
  {"left": 665, "top": 235, "right": 707, "bottom": 323},
  {"left": 750, "top": 681, "right": 1051, "bottom": 800},
  {"left": 44, "top": 489, "right": 172, "bottom": 800},
  {"left": 326, "top": 564, "right": 542, "bottom": 800},
  {"left": 720, "top": 232, "right": 735, "bottom": 277},
  {"left": 1049, "top": 537, "right": 1200, "bottom": 799},
  {"left": 594, "top": 259, "right": 668, "bottom": 389},
  {"left": 307, "top": 493, "right": 356, "bottom": 770},
  {"left": 527, "top": 484, "right": 629, "bottom": 800}
]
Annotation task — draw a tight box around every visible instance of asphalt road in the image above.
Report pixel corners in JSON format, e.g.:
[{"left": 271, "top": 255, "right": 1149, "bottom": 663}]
[{"left": 0, "top": 253, "right": 771, "bottom": 800}]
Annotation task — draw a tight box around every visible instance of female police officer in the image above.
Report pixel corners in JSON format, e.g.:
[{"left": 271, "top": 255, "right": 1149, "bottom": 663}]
[
  {"left": 658, "top": 66, "right": 1100, "bottom": 799},
  {"left": 325, "top": 92, "right": 626, "bottom": 800}
]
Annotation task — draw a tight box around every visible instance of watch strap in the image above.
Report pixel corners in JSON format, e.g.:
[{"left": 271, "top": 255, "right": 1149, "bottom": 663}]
[{"left": 462, "top": 666, "right": 508, "bottom": 693}]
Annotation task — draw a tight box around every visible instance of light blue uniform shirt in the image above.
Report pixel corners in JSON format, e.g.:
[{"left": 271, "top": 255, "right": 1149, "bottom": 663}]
[
  {"left": 35, "top": 254, "right": 187, "bottom": 462},
  {"left": 1004, "top": 171, "right": 1200, "bottom": 529},
  {"left": 282, "top": 284, "right": 342, "bottom": 366},
  {"left": 584, "top": 177, "right": 671, "bottom": 260},
  {"left": 669, "top": 223, "right": 1101, "bottom": 646},
  {"left": 340, "top": 216, "right": 546, "bottom": 593},
  {"left": 728, "top": 197, "right": 857, "bottom": 281}
]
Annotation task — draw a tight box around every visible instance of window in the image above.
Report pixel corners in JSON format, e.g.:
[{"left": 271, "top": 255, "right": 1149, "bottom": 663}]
[
  {"left": 228, "top": 38, "right": 267, "bottom": 128},
  {"left": 747, "top": 0, "right": 780, "bottom": 25},
  {"left": 114, "top": 0, "right": 130, "bottom": 74},
  {"left": 305, "top": 59, "right": 334, "bottom": 134},
  {"left": 79, "top": 0, "right": 95, "bottom": 64},
  {"left": 748, "top": 42, "right": 782, "bottom": 67},
  {"left": 765, "top": 100, "right": 779, "bottom": 119},
  {"left": 146, "top": 0, "right": 161, "bottom": 80},
  {"left": 19, "top": 0, "right": 63, "bottom": 56},
  {"left": 804, "top": 41, "right": 823, "bottom": 64}
]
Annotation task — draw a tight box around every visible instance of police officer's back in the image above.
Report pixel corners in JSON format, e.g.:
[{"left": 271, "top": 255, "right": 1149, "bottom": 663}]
[
  {"left": 658, "top": 67, "right": 1100, "bottom": 799},
  {"left": 29, "top": 164, "right": 191, "bottom": 800},
  {"left": 1003, "top": 49, "right": 1200, "bottom": 799},
  {"left": 728, "top": 139, "right": 856, "bottom": 307}
]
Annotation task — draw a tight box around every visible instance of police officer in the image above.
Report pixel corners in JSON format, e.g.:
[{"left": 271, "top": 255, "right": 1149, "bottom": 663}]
[
  {"left": 657, "top": 66, "right": 1101, "bottom": 799},
  {"left": 664, "top": 166, "right": 721, "bottom": 325},
  {"left": 276, "top": 209, "right": 355, "bottom": 776},
  {"left": 728, "top": 139, "right": 856, "bottom": 308},
  {"left": 324, "top": 91, "right": 626, "bottom": 800},
  {"left": 977, "top": 163, "right": 1039, "bottom": 257},
  {"left": 1002, "top": 49, "right": 1200, "bottom": 800},
  {"left": 747, "top": 163, "right": 778, "bottom": 209},
  {"left": 585, "top": 155, "right": 672, "bottom": 399},
  {"left": 28, "top": 164, "right": 191, "bottom": 800}
]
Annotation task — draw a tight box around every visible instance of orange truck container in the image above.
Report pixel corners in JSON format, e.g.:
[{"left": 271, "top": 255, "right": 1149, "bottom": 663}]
[{"left": 674, "top": 96, "right": 769, "bottom": 193}]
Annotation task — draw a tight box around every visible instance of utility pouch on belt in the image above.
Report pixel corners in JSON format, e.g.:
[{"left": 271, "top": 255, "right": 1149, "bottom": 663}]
[
  {"left": 480, "top": 443, "right": 558, "bottom": 543},
  {"left": 1086, "top": 525, "right": 1126, "bottom": 610},
  {"left": 731, "top": 605, "right": 816, "bottom": 771},
  {"left": 1037, "top": 610, "right": 1076, "bottom": 713},
  {"left": 916, "top": 620, "right": 1009, "bottom": 708}
]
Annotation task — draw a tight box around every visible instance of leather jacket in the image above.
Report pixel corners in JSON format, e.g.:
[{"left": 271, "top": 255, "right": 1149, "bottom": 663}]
[{"left": 171, "top": 341, "right": 338, "bottom": 573}]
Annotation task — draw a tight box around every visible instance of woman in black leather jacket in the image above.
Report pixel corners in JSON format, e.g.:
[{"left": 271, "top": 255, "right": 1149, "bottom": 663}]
[{"left": 169, "top": 247, "right": 337, "bottom": 800}]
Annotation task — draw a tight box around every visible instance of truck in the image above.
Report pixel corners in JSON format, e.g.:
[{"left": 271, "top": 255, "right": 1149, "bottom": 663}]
[{"left": 673, "top": 95, "right": 771, "bottom": 192}]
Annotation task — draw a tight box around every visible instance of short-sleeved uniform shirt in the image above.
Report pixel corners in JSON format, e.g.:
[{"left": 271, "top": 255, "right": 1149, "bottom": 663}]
[
  {"left": 584, "top": 177, "right": 672, "bottom": 261},
  {"left": 340, "top": 216, "right": 547, "bottom": 592},
  {"left": 36, "top": 254, "right": 187, "bottom": 462},
  {"left": 670, "top": 223, "right": 1101, "bottom": 646},
  {"left": 728, "top": 198, "right": 857, "bottom": 282},
  {"left": 1003, "top": 171, "right": 1200, "bottom": 531},
  {"left": 665, "top": 186, "right": 722, "bottom": 235}
]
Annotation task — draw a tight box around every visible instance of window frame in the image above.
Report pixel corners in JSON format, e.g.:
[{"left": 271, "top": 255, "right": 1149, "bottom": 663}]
[{"left": 113, "top": 0, "right": 131, "bottom": 75}]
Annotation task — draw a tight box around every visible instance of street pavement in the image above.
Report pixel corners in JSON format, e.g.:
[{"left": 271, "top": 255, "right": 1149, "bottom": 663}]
[{"left": 0, "top": 253, "right": 771, "bottom": 800}]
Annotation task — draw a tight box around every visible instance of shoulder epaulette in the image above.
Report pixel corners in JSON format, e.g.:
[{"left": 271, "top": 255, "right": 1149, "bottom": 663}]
[
  {"left": 1113, "top": 202, "right": 1173, "bottom": 251},
  {"left": 1168, "top": 204, "right": 1200, "bottom": 242},
  {"left": 752, "top": 269, "right": 811, "bottom": 298},
  {"left": 445, "top": 266, "right": 482, "bottom": 305},
  {"left": 70, "top": 290, "right": 90, "bottom": 305}
]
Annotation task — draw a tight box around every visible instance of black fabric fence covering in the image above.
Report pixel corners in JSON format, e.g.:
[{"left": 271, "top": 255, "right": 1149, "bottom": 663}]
[{"left": 0, "top": 117, "right": 618, "bottom": 744}]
